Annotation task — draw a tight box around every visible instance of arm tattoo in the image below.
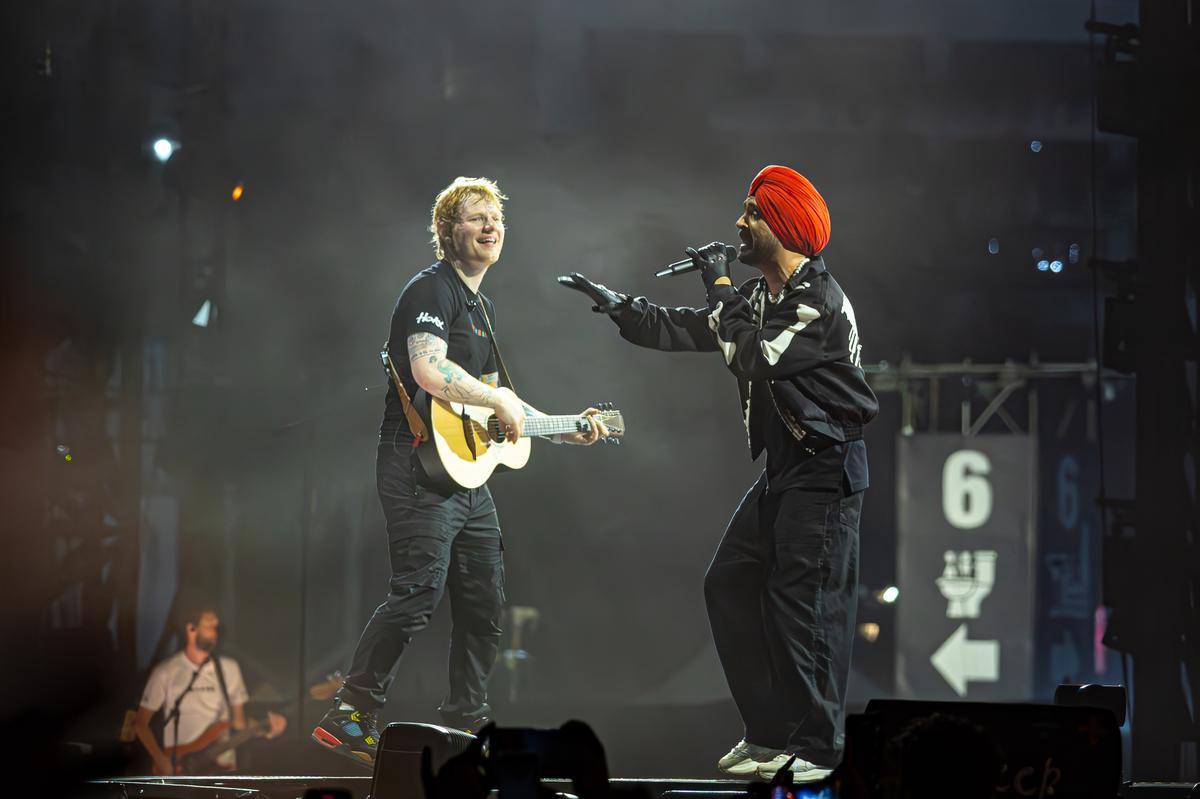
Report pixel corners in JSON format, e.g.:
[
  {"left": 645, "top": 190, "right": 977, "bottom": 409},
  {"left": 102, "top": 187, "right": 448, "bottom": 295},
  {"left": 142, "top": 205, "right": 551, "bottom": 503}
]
[
  {"left": 407, "top": 333, "right": 498, "bottom": 406},
  {"left": 407, "top": 332, "right": 446, "bottom": 363},
  {"left": 481, "top": 372, "right": 500, "bottom": 388}
]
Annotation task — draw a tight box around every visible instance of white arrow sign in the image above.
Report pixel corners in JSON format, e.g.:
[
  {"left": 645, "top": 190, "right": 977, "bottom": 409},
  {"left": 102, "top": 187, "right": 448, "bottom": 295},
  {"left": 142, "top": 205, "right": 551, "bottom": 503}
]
[{"left": 931, "top": 623, "right": 999, "bottom": 696}]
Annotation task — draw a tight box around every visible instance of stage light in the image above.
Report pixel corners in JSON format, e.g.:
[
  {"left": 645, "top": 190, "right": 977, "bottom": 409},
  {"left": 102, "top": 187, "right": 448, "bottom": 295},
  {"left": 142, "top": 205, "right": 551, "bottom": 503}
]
[
  {"left": 1030, "top": 140, "right": 1043, "bottom": 153},
  {"left": 152, "top": 138, "right": 178, "bottom": 162},
  {"left": 231, "top": 182, "right": 244, "bottom": 201},
  {"left": 987, "top": 238, "right": 1000, "bottom": 255},
  {"left": 1037, "top": 259, "right": 1051, "bottom": 271},
  {"left": 1032, "top": 247, "right": 1044, "bottom": 259},
  {"left": 192, "top": 299, "right": 213, "bottom": 327},
  {"left": 858, "top": 623, "right": 881, "bottom": 642},
  {"left": 879, "top": 585, "right": 900, "bottom": 604},
  {"left": 1050, "top": 260, "right": 1064, "bottom": 273},
  {"left": 1069, "top": 243, "right": 1080, "bottom": 264}
]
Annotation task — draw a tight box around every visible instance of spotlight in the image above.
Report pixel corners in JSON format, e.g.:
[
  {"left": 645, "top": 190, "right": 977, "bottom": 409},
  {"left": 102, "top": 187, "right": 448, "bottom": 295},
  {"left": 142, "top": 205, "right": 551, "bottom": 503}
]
[
  {"left": 1037, "top": 260, "right": 1051, "bottom": 271},
  {"left": 875, "top": 585, "right": 899, "bottom": 604},
  {"left": 151, "top": 138, "right": 178, "bottom": 162},
  {"left": 1068, "top": 243, "right": 1080, "bottom": 264},
  {"left": 231, "top": 182, "right": 244, "bottom": 201},
  {"left": 1030, "top": 140, "right": 1043, "bottom": 153},
  {"left": 1031, "top": 247, "right": 1044, "bottom": 259},
  {"left": 858, "top": 623, "right": 881, "bottom": 643},
  {"left": 192, "top": 299, "right": 213, "bottom": 327},
  {"left": 987, "top": 238, "right": 1000, "bottom": 255},
  {"left": 1049, "top": 260, "right": 1064, "bottom": 273}
]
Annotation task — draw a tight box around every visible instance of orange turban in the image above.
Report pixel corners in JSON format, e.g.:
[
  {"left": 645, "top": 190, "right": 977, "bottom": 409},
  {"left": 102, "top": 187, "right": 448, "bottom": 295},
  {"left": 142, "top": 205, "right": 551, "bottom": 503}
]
[{"left": 748, "top": 165, "right": 830, "bottom": 256}]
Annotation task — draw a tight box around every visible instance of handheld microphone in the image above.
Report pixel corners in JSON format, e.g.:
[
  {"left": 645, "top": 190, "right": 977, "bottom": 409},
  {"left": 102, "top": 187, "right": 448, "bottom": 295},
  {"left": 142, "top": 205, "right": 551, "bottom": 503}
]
[{"left": 654, "top": 244, "right": 738, "bottom": 277}]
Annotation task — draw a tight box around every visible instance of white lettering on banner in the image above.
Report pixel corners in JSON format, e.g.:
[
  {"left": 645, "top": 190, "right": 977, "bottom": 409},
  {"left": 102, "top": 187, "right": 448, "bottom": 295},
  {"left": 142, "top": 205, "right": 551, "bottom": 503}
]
[
  {"left": 1057, "top": 456, "right": 1080, "bottom": 530},
  {"left": 996, "top": 758, "right": 1063, "bottom": 797},
  {"left": 415, "top": 312, "right": 445, "bottom": 330},
  {"left": 931, "top": 623, "right": 1000, "bottom": 696},
  {"left": 943, "top": 450, "right": 993, "bottom": 529},
  {"left": 936, "top": 550, "right": 998, "bottom": 618}
]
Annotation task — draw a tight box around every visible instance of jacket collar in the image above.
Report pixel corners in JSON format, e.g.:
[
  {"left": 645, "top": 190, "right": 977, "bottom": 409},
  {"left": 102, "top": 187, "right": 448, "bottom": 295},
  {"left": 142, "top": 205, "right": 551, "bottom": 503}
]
[
  {"left": 795, "top": 254, "right": 826, "bottom": 286},
  {"left": 758, "top": 255, "right": 826, "bottom": 303}
]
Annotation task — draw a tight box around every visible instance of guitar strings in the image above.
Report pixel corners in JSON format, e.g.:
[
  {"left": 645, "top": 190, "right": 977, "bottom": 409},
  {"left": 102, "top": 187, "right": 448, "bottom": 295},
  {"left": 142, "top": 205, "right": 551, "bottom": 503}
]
[{"left": 483, "top": 413, "right": 623, "bottom": 438}]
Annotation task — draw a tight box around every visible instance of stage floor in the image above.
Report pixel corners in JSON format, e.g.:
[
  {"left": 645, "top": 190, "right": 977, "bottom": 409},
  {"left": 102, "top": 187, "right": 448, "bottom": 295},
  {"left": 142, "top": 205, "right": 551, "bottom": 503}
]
[{"left": 92, "top": 774, "right": 754, "bottom": 799}]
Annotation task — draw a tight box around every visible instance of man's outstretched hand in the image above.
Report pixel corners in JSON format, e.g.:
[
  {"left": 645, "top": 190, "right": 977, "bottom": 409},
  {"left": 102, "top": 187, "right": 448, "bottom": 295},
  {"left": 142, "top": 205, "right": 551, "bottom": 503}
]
[{"left": 557, "top": 273, "right": 628, "bottom": 314}]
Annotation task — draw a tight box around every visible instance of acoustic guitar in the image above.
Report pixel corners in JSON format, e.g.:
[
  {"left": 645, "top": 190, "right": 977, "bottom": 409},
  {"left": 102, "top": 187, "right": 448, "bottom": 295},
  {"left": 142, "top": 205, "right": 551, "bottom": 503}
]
[
  {"left": 413, "top": 392, "right": 625, "bottom": 493},
  {"left": 379, "top": 350, "right": 625, "bottom": 492}
]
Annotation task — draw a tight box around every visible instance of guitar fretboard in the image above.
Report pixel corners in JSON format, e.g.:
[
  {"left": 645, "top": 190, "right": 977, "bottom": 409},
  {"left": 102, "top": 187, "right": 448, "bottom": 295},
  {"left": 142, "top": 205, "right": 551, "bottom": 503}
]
[{"left": 490, "top": 415, "right": 592, "bottom": 438}]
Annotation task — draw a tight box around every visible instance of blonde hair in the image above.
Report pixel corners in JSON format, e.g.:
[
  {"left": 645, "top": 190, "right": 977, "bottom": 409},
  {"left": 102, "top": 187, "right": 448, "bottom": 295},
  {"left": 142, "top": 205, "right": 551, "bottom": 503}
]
[{"left": 429, "top": 176, "right": 508, "bottom": 260}]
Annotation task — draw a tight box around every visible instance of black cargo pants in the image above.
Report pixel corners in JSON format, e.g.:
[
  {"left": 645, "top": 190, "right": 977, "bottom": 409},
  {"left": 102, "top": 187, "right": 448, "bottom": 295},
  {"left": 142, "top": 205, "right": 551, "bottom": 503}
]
[
  {"left": 339, "top": 434, "right": 504, "bottom": 724},
  {"left": 703, "top": 472, "right": 863, "bottom": 766}
]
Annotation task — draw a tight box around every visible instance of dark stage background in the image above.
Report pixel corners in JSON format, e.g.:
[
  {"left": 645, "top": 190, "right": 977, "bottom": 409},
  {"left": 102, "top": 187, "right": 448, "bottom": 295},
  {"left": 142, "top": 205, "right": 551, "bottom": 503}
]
[{"left": 2, "top": 0, "right": 1144, "bottom": 778}]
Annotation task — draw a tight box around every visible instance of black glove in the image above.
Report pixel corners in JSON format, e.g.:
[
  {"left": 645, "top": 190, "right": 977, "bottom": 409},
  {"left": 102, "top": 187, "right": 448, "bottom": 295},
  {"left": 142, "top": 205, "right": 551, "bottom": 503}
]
[
  {"left": 557, "top": 272, "right": 629, "bottom": 314},
  {"left": 684, "top": 241, "right": 734, "bottom": 291}
]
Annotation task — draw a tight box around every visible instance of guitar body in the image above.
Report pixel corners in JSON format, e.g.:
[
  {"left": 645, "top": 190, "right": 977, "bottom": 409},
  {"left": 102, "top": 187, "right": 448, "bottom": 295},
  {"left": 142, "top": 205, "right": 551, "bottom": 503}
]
[
  {"left": 413, "top": 390, "right": 531, "bottom": 493},
  {"left": 156, "top": 721, "right": 232, "bottom": 775}
]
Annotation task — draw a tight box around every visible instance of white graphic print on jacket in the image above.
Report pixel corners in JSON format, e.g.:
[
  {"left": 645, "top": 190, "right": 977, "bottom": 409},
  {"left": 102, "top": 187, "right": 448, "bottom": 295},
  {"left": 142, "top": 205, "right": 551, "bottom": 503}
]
[{"left": 842, "top": 295, "right": 862, "bottom": 368}]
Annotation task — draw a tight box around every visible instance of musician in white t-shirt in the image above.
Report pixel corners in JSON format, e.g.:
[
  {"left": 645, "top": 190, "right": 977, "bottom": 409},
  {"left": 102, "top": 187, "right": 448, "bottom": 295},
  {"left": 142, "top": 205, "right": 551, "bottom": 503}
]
[{"left": 134, "top": 607, "right": 284, "bottom": 774}]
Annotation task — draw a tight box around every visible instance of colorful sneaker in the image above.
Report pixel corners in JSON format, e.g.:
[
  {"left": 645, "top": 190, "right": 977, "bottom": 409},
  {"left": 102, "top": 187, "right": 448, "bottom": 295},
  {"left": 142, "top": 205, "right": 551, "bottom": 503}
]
[
  {"left": 755, "top": 753, "right": 834, "bottom": 783},
  {"left": 717, "top": 738, "right": 785, "bottom": 776},
  {"left": 311, "top": 702, "right": 379, "bottom": 770},
  {"left": 460, "top": 713, "right": 491, "bottom": 735},
  {"left": 439, "top": 705, "right": 492, "bottom": 735}
]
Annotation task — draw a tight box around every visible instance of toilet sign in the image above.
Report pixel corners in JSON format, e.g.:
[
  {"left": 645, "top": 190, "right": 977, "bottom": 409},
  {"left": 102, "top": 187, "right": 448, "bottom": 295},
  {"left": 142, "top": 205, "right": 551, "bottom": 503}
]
[{"left": 895, "top": 434, "right": 1035, "bottom": 700}]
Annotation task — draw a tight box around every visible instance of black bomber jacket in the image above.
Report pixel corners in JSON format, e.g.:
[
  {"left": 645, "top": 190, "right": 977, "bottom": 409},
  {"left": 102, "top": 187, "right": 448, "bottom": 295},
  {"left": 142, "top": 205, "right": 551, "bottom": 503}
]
[{"left": 610, "top": 255, "right": 878, "bottom": 460}]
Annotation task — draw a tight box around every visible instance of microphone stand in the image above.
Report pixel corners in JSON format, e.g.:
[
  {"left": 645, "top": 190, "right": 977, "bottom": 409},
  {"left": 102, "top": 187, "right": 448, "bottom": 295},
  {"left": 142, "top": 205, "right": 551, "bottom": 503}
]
[
  {"left": 162, "top": 655, "right": 210, "bottom": 775},
  {"left": 272, "top": 382, "right": 386, "bottom": 737}
]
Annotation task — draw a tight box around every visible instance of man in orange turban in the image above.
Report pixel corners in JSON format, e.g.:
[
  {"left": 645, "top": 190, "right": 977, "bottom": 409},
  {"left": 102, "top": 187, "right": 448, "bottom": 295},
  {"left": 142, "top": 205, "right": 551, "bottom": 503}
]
[
  {"left": 562, "top": 164, "right": 876, "bottom": 783},
  {"left": 745, "top": 164, "right": 831, "bottom": 257}
]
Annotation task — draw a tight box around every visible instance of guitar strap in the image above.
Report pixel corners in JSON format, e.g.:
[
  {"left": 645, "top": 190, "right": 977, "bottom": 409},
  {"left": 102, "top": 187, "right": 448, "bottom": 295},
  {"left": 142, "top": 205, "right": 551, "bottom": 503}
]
[
  {"left": 381, "top": 347, "right": 430, "bottom": 444},
  {"left": 474, "top": 300, "right": 515, "bottom": 393},
  {"left": 211, "top": 654, "right": 234, "bottom": 720}
]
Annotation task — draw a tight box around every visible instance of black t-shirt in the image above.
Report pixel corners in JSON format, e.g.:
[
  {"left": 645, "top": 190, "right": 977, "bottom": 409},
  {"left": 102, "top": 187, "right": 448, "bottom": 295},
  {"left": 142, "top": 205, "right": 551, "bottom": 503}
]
[{"left": 381, "top": 260, "right": 497, "bottom": 437}]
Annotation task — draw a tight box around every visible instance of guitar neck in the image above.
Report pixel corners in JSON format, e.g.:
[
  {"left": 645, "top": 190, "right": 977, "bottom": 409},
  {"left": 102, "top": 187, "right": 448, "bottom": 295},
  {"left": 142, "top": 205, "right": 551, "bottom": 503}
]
[
  {"left": 477, "top": 407, "right": 623, "bottom": 442},
  {"left": 514, "top": 415, "right": 591, "bottom": 438}
]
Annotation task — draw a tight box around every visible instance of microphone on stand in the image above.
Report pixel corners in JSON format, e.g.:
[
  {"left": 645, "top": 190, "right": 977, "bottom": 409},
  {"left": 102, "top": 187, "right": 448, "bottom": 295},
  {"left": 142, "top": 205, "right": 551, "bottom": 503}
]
[{"left": 654, "top": 244, "right": 738, "bottom": 277}]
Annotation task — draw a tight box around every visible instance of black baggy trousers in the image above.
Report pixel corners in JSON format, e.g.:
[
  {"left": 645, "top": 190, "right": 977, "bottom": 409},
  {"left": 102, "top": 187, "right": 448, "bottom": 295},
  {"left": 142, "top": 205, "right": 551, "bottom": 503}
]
[
  {"left": 704, "top": 472, "right": 863, "bottom": 766},
  {"left": 339, "top": 436, "right": 504, "bottom": 723}
]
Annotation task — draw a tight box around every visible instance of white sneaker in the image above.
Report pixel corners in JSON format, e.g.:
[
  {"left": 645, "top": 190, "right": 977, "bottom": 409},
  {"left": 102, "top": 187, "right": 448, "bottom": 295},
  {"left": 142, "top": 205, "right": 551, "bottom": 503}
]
[
  {"left": 717, "top": 738, "right": 786, "bottom": 776},
  {"left": 755, "top": 753, "right": 834, "bottom": 783}
]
